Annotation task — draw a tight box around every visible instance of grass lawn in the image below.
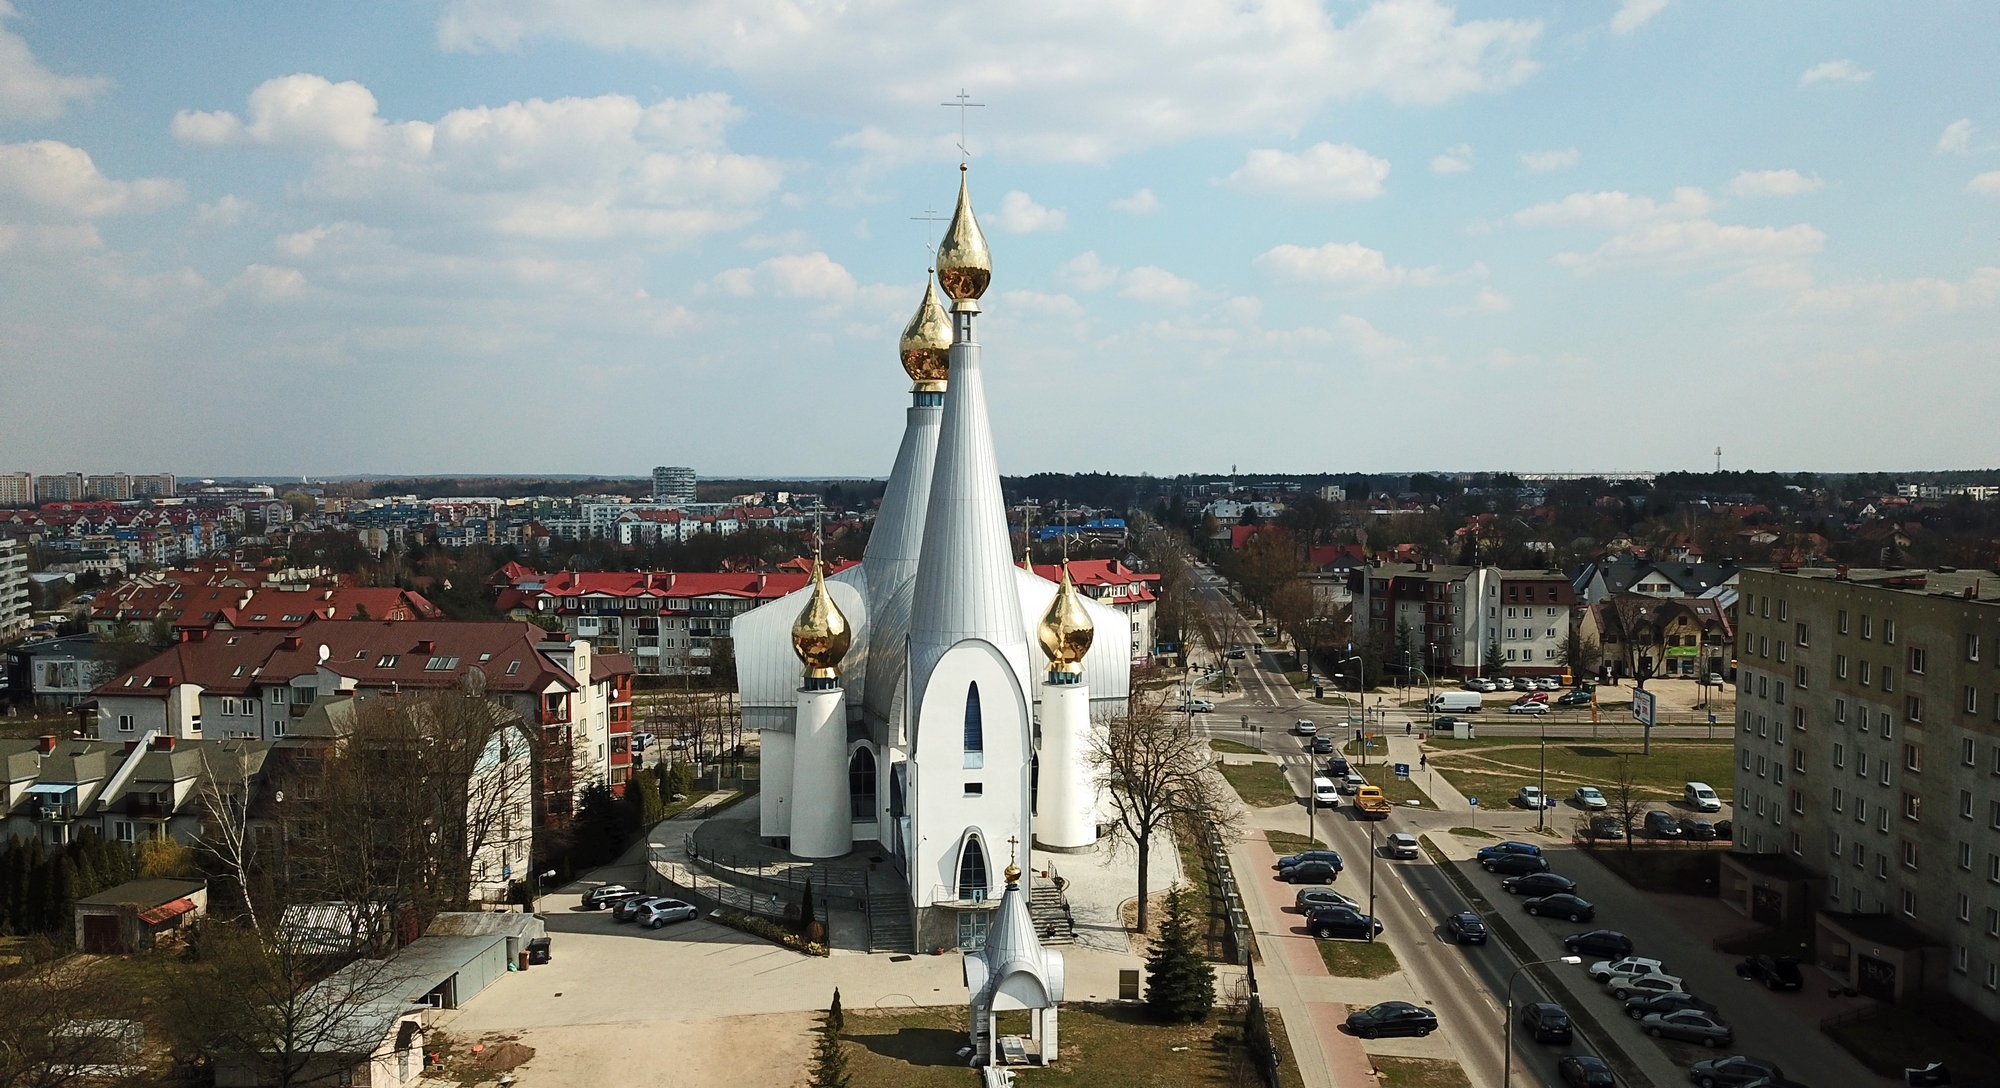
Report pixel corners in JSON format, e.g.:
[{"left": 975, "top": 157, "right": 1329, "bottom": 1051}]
[
  {"left": 1826, "top": 999, "right": 2000, "bottom": 1088},
  {"left": 1315, "top": 938, "right": 1400, "bottom": 978},
  {"left": 841, "top": 1003, "right": 1294, "bottom": 1088},
  {"left": 1265, "top": 830, "right": 1326, "bottom": 853},
  {"left": 1582, "top": 846, "right": 1721, "bottom": 896},
  {"left": 1209, "top": 738, "right": 1262, "bottom": 755},
  {"left": 1220, "top": 762, "right": 1297, "bottom": 808},
  {"left": 1425, "top": 737, "right": 1735, "bottom": 803},
  {"left": 1371, "top": 1056, "right": 1473, "bottom": 1088}
]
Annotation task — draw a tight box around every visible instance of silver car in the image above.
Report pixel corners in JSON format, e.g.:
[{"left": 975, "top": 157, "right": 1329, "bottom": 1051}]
[
  {"left": 1294, "top": 887, "right": 1362, "bottom": 913},
  {"left": 1641, "top": 1009, "right": 1732, "bottom": 1047},
  {"left": 637, "top": 898, "right": 700, "bottom": 929}
]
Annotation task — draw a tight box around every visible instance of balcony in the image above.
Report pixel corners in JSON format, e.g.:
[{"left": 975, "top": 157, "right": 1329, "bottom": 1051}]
[
  {"left": 122, "top": 797, "right": 173, "bottom": 819},
  {"left": 31, "top": 800, "right": 76, "bottom": 823}
]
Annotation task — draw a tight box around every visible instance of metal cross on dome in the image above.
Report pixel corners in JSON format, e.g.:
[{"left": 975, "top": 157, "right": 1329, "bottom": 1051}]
[
  {"left": 942, "top": 88, "right": 984, "bottom": 160},
  {"left": 910, "top": 206, "right": 946, "bottom": 252}
]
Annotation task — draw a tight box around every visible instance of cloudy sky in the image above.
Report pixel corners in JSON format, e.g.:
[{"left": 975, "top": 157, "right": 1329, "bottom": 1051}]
[{"left": 2, "top": 1, "right": 1995, "bottom": 478}]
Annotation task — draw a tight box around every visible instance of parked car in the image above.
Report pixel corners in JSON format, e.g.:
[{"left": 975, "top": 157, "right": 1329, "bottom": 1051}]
[
  {"left": 1714, "top": 819, "right": 1734, "bottom": 841},
  {"left": 1525, "top": 893, "right": 1596, "bottom": 922},
  {"left": 1278, "top": 860, "right": 1340, "bottom": 884},
  {"left": 1275, "top": 850, "right": 1344, "bottom": 873},
  {"left": 1642, "top": 1009, "right": 1732, "bottom": 1047},
  {"left": 1734, "top": 955, "right": 1804, "bottom": 991},
  {"left": 1494, "top": 677, "right": 1516, "bottom": 690},
  {"left": 1344, "top": 1001, "right": 1437, "bottom": 1039},
  {"left": 526, "top": 936, "right": 552, "bottom": 964},
  {"left": 1588, "top": 814, "right": 1628, "bottom": 840},
  {"left": 582, "top": 884, "right": 640, "bottom": 910},
  {"left": 1507, "top": 701, "right": 1550, "bottom": 716},
  {"left": 638, "top": 898, "right": 699, "bottom": 928},
  {"left": 1558, "top": 1054, "right": 1618, "bottom": 1087},
  {"left": 1516, "top": 785, "right": 1549, "bottom": 808},
  {"left": 1483, "top": 852, "right": 1553, "bottom": 876},
  {"left": 1295, "top": 887, "right": 1362, "bottom": 913},
  {"left": 1432, "top": 716, "right": 1471, "bottom": 732},
  {"left": 1644, "top": 810, "right": 1684, "bottom": 838},
  {"left": 1680, "top": 817, "right": 1718, "bottom": 841},
  {"left": 1607, "top": 972, "right": 1686, "bottom": 1001},
  {"left": 1307, "top": 905, "right": 1383, "bottom": 940},
  {"left": 1384, "top": 833, "right": 1420, "bottom": 859},
  {"left": 1687, "top": 1055, "right": 1784, "bottom": 1088},
  {"left": 614, "top": 895, "right": 670, "bottom": 922},
  {"left": 1684, "top": 781, "right": 1724, "bottom": 812},
  {"left": 1589, "top": 956, "right": 1670, "bottom": 983},
  {"left": 1445, "top": 912, "right": 1488, "bottom": 944},
  {"left": 1557, "top": 689, "right": 1594, "bottom": 707},
  {"left": 1623, "top": 991, "right": 1717, "bottom": 1020},
  {"left": 1478, "top": 841, "right": 1543, "bottom": 862},
  {"left": 1503, "top": 872, "right": 1578, "bottom": 897},
  {"left": 1573, "top": 786, "right": 1609, "bottom": 809},
  {"left": 1565, "top": 930, "right": 1635, "bottom": 958},
  {"left": 1518, "top": 1002, "right": 1575, "bottom": 1044},
  {"left": 1469, "top": 679, "right": 1498, "bottom": 693},
  {"left": 1707, "top": 673, "right": 1726, "bottom": 686},
  {"left": 1514, "top": 691, "right": 1550, "bottom": 705},
  {"left": 1294, "top": 719, "right": 1317, "bottom": 736}
]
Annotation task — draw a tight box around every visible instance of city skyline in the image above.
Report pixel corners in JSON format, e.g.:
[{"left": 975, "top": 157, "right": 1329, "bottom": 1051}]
[{"left": 1, "top": 1, "right": 1995, "bottom": 476}]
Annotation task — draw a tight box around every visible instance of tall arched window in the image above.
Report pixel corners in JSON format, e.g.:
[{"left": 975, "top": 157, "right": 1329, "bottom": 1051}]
[
  {"left": 848, "top": 747, "right": 877, "bottom": 819},
  {"left": 963, "top": 681, "right": 984, "bottom": 769},
  {"left": 958, "top": 836, "right": 989, "bottom": 901}
]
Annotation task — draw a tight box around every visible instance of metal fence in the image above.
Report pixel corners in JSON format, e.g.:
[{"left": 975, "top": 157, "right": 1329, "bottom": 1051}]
[
  {"left": 682, "top": 836, "right": 868, "bottom": 912},
  {"left": 1202, "top": 820, "right": 1254, "bottom": 966},
  {"left": 649, "top": 843, "right": 832, "bottom": 934}
]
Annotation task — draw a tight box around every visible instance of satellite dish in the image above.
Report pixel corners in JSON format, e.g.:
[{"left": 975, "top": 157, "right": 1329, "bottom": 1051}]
[
  {"left": 463, "top": 665, "right": 488, "bottom": 697},
  {"left": 317, "top": 644, "right": 330, "bottom": 663}
]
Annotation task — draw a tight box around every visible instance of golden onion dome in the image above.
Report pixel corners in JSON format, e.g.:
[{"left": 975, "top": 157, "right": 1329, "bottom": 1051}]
[
  {"left": 936, "top": 165, "right": 991, "bottom": 301},
  {"left": 898, "top": 277, "right": 951, "bottom": 391},
  {"left": 1003, "top": 863, "right": 1023, "bottom": 886},
  {"left": 790, "top": 557, "right": 851, "bottom": 680},
  {"left": 1036, "top": 561, "right": 1095, "bottom": 677}
]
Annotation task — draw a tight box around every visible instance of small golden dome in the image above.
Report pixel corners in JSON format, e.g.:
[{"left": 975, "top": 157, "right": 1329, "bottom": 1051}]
[
  {"left": 898, "top": 277, "right": 951, "bottom": 391},
  {"left": 1037, "top": 562, "right": 1095, "bottom": 677},
  {"left": 790, "top": 558, "right": 851, "bottom": 680},
  {"left": 936, "top": 165, "right": 991, "bottom": 301},
  {"left": 1003, "top": 863, "right": 1022, "bottom": 886}
]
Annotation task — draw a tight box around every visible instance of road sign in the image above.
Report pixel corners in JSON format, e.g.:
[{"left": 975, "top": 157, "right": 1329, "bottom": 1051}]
[
  {"left": 1469, "top": 797, "right": 1479, "bottom": 807},
  {"left": 1394, "top": 763, "right": 1410, "bottom": 779},
  {"left": 1348, "top": 713, "right": 1363, "bottom": 725},
  {"left": 1633, "top": 688, "right": 1657, "bottom": 726}
]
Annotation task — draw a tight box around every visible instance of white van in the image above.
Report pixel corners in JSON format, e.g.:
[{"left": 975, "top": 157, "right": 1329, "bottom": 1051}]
[
  {"left": 1312, "top": 778, "right": 1341, "bottom": 805},
  {"left": 1684, "top": 782, "right": 1722, "bottom": 812},
  {"left": 1427, "top": 691, "right": 1484, "bottom": 713}
]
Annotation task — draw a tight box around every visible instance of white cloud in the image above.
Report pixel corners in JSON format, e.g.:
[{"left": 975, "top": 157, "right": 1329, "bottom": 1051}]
[
  {"left": 1726, "top": 169, "right": 1824, "bottom": 197},
  {"left": 1110, "top": 188, "right": 1160, "bottom": 213},
  {"left": 1793, "top": 267, "right": 2000, "bottom": 321},
  {"left": 1001, "top": 289, "right": 1085, "bottom": 319},
  {"left": 1611, "top": 0, "right": 1671, "bottom": 33},
  {"left": 1470, "top": 287, "right": 1512, "bottom": 312},
  {"left": 1431, "top": 144, "right": 1472, "bottom": 174},
  {"left": 195, "top": 194, "right": 253, "bottom": 227},
  {"left": 1058, "top": 251, "right": 1120, "bottom": 292},
  {"left": 1968, "top": 172, "right": 2000, "bottom": 196},
  {"left": 439, "top": 0, "right": 1541, "bottom": 162},
  {"left": 1800, "top": 59, "right": 1871, "bottom": 87},
  {"left": 0, "top": 5, "right": 109, "bottom": 123},
  {"left": 1255, "top": 240, "right": 1435, "bottom": 288},
  {"left": 1226, "top": 296, "right": 1263, "bottom": 323},
  {"left": 1219, "top": 143, "right": 1389, "bottom": 201},
  {"left": 997, "top": 190, "right": 1065, "bottom": 233},
  {"left": 1513, "top": 187, "right": 1713, "bottom": 229},
  {"left": 0, "top": 140, "right": 183, "bottom": 219},
  {"left": 1520, "top": 147, "right": 1579, "bottom": 173},
  {"left": 714, "top": 252, "right": 858, "bottom": 301},
  {"left": 228, "top": 264, "right": 306, "bottom": 302},
  {"left": 1937, "top": 119, "right": 1974, "bottom": 155},
  {"left": 1119, "top": 266, "right": 1199, "bottom": 305},
  {"left": 1335, "top": 314, "right": 1408, "bottom": 360},
  {"left": 1516, "top": 185, "right": 1822, "bottom": 274}
]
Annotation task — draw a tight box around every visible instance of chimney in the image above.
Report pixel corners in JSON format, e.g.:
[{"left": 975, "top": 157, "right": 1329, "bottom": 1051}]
[
  {"left": 37, "top": 735, "right": 58, "bottom": 754},
  {"left": 152, "top": 735, "right": 175, "bottom": 751},
  {"left": 417, "top": 639, "right": 436, "bottom": 654},
  {"left": 124, "top": 740, "right": 139, "bottom": 754},
  {"left": 283, "top": 635, "right": 302, "bottom": 650},
  {"left": 184, "top": 628, "right": 207, "bottom": 643}
]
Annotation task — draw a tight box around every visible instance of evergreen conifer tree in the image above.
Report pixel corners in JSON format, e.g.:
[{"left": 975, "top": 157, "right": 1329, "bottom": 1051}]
[
  {"left": 809, "top": 990, "right": 850, "bottom": 1088},
  {"left": 797, "top": 877, "right": 816, "bottom": 938},
  {"left": 1145, "top": 884, "right": 1214, "bottom": 1023},
  {"left": 829, "top": 988, "right": 844, "bottom": 1033}
]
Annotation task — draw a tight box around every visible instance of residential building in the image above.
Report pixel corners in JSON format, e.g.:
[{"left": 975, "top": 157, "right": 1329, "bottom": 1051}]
[
  {"left": 1734, "top": 566, "right": 2000, "bottom": 1019},
  {"left": 34, "top": 473, "right": 86, "bottom": 502},
  {"left": 0, "top": 732, "right": 271, "bottom": 848},
  {"left": 129, "top": 473, "right": 177, "bottom": 498},
  {"left": 0, "top": 472, "right": 31, "bottom": 507},
  {"left": 5, "top": 634, "right": 117, "bottom": 708},
  {"left": 0, "top": 539, "right": 29, "bottom": 641},
  {"left": 85, "top": 474, "right": 133, "bottom": 500},
  {"left": 1349, "top": 562, "right": 1577, "bottom": 678},
  {"left": 1581, "top": 594, "right": 1734, "bottom": 680},
  {"left": 528, "top": 568, "right": 838, "bottom": 676},
  {"left": 1573, "top": 555, "right": 1740, "bottom": 605},
  {"left": 652, "top": 465, "right": 696, "bottom": 505}
]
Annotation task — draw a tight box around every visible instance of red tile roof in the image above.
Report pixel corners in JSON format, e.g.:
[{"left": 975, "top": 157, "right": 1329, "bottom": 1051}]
[{"left": 532, "top": 564, "right": 855, "bottom": 602}]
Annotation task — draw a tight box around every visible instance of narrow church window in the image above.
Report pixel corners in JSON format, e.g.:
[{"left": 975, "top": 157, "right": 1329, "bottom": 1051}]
[
  {"left": 958, "top": 837, "right": 989, "bottom": 901},
  {"left": 848, "top": 747, "right": 877, "bottom": 819},
  {"left": 964, "top": 682, "right": 984, "bottom": 768}
]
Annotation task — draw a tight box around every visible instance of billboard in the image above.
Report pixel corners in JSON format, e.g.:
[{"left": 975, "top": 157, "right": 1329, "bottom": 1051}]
[{"left": 1633, "top": 688, "right": 1657, "bottom": 726}]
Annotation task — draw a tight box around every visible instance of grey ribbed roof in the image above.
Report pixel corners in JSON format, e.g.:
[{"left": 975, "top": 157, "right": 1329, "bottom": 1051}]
[
  {"left": 966, "top": 873, "right": 1064, "bottom": 1011},
  {"left": 860, "top": 396, "right": 943, "bottom": 722}
]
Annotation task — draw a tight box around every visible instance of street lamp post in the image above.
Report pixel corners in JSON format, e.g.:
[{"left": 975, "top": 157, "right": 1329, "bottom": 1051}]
[
  {"left": 1503, "top": 955, "right": 1582, "bottom": 1088},
  {"left": 1537, "top": 717, "right": 1548, "bottom": 832},
  {"left": 1365, "top": 818, "right": 1378, "bottom": 943}
]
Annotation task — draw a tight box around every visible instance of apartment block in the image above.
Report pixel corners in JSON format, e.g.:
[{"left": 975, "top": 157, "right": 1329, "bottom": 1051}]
[
  {"left": 0, "top": 473, "right": 30, "bottom": 507},
  {"left": 0, "top": 540, "right": 28, "bottom": 641},
  {"left": 34, "top": 473, "right": 85, "bottom": 502},
  {"left": 651, "top": 465, "right": 696, "bottom": 505},
  {"left": 1735, "top": 566, "right": 2000, "bottom": 1020},
  {"left": 85, "top": 474, "right": 133, "bottom": 500},
  {"left": 1350, "top": 562, "right": 1576, "bottom": 678}
]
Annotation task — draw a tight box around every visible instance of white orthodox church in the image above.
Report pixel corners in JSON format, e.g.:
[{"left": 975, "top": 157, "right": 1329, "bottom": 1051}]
[{"left": 732, "top": 166, "right": 1132, "bottom": 952}]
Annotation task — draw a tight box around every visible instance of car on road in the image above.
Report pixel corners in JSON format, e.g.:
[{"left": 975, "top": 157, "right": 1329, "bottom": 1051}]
[
  {"left": 1341, "top": 772, "right": 1366, "bottom": 794},
  {"left": 1478, "top": 841, "right": 1543, "bottom": 862},
  {"left": 1645, "top": 810, "right": 1684, "bottom": 838},
  {"left": 1482, "top": 852, "right": 1553, "bottom": 876},
  {"left": 1734, "top": 955, "right": 1804, "bottom": 991},
  {"left": 1518, "top": 1002, "right": 1575, "bottom": 1044},
  {"left": 1307, "top": 905, "right": 1383, "bottom": 939},
  {"left": 1312, "top": 735, "right": 1335, "bottom": 753},
  {"left": 1558, "top": 1055, "right": 1617, "bottom": 1087},
  {"left": 1684, "top": 781, "right": 1724, "bottom": 812},
  {"left": 614, "top": 895, "right": 671, "bottom": 922},
  {"left": 1445, "top": 912, "right": 1488, "bottom": 944},
  {"left": 637, "top": 898, "right": 700, "bottom": 928},
  {"left": 1507, "top": 701, "right": 1550, "bottom": 716},
  {"left": 1573, "top": 786, "right": 1609, "bottom": 809},
  {"left": 1588, "top": 814, "right": 1629, "bottom": 840},
  {"left": 1432, "top": 716, "right": 1471, "bottom": 732},
  {"left": 1680, "top": 817, "right": 1718, "bottom": 841},
  {"left": 1565, "top": 930, "right": 1635, "bottom": 958},
  {"left": 1503, "top": 872, "right": 1578, "bottom": 897},
  {"left": 1227, "top": 647, "right": 1247, "bottom": 660},
  {"left": 582, "top": 884, "right": 641, "bottom": 910},
  {"left": 1557, "top": 689, "right": 1594, "bottom": 707},
  {"left": 1607, "top": 972, "right": 1687, "bottom": 1001},
  {"left": 1524, "top": 893, "right": 1596, "bottom": 922},
  {"left": 1277, "top": 860, "right": 1339, "bottom": 884},
  {"left": 1274, "top": 849, "right": 1344, "bottom": 873},
  {"left": 1327, "top": 755, "right": 1351, "bottom": 776},
  {"left": 1623, "top": 991, "right": 1717, "bottom": 1020},
  {"left": 1589, "top": 956, "right": 1669, "bottom": 983},
  {"left": 1313, "top": 777, "right": 1341, "bottom": 805},
  {"left": 1294, "top": 719, "right": 1318, "bottom": 736},
  {"left": 1642, "top": 1009, "right": 1732, "bottom": 1047},
  {"left": 1385, "top": 833, "right": 1420, "bottom": 859},
  {"left": 1178, "top": 698, "right": 1215, "bottom": 713},
  {"left": 1295, "top": 887, "right": 1362, "bottom": 913},
  {"left": 1344, "top": 1001, "right": 1437, "bottom": 1039},
  {"left": 1687, "top": 1055, "right": 1784, "bottom": 1088}
]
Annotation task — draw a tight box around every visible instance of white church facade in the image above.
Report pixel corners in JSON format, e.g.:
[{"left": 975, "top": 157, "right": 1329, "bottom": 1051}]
[{"left": 731, "top": 166, "right": 1131, "bottom": 951}]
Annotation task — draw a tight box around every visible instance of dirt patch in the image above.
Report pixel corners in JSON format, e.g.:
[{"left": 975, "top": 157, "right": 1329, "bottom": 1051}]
[{"left": 428, "top": 1032, "right": 536, "bottom": 1086}]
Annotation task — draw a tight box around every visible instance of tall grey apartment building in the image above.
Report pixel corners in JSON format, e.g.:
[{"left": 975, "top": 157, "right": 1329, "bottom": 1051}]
[
  {"left": 651, "top": 465, "right": 696, "bottom": 505},
  {"left": 1735, "top": 567, "right": 2000, "bottom": 1020}
]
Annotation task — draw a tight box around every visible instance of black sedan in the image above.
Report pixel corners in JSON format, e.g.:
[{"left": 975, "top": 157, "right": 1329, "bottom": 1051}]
[
  {"left": 1274, "top": 850, "right": 1344, "bottom": 872},
  {"left": 1680, "top": 817, "right": 1718, "bottom": 841},
  {"left": 1644, "top": 810, "right": 1683, "bottom": 838},
  {"left": 1344, "top": 1001, "right": 1437, "bottom": 1039},
  {"left": 1715, "top": 819, "right": 1734, "bottom": 841},
  {"left": 1483, "top": 852, "right": 1552, "bottom": 876},
  {"left": 1308, "top": 906, "right": 1383, "bottom": 939},
  {"left": 1477, "top": 840, "right": 1543, "bottom": 862},
  {"left": 1524, "top": 893, "right": 1595, "bottom": 922},
  {"left": 1688, "top": 1055, "right": 1784, "bottom": 1088},
  {"left": 1445, "top": 912, "right": 1488, "bottom": 944},
  {"left": 1588, "top": 814, "right": 1628, "bottom": 840},
  {"left": 1558, "top": 1054, "right": 1617, "bottom": 1087},
  {"left": 1503, "top": 872, "right": 1578, "bottom": 897},
  {"left": 1565, "top": 929, "right": 1634, "bottom": 958},
  {"left": 1734, "top": 955, "right": 1804, "bottom": 991},
  {"left": 1278, "top": 860, "right": 1340, "bottom": 884},
  {"left": 1517, "top": 1001, "right": 1574, "bottom": 1044},
  {"left": 1624, "top": 991, "right": 1716, "bottom": 1020}
]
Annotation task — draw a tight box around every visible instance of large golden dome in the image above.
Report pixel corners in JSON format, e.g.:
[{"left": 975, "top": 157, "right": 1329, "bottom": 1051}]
[
  {"left": 790, "top": 558, "right": 851, "bottom": 680},
  {"left": 898, "top": 277, "right": 951, "bottom": 391},
  {"left": 1037, "top": 562, "right": 1095, "bottom": 677},
  {"left": 936, "top": 165, "right": 991, "bottom": 301}
]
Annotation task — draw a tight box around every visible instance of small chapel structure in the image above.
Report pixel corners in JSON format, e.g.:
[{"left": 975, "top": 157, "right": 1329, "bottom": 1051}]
[{"left": 962, "top": 852, "right": 1066, "bottom": 1068}]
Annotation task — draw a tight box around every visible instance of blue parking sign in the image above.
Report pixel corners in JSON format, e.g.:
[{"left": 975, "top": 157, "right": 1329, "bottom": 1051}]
[
  {"left": 1394, "top": 763, "right": 1410, "bottom": 778},
  {"left": 1469, "top": 797, "right": 1479, "bottom": 807}
]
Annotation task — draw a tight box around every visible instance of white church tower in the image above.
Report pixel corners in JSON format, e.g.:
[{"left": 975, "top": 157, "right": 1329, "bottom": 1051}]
[
  {"left": 1032, "top": 562, "right": 1097, "bottom": 852},
  {"left": 787, "top": 557, "right": 853, "bottom": 859}
]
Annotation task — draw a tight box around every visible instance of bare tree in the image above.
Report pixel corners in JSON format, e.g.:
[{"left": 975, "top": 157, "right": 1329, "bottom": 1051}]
[
  {"left": 195, "top": 743, "right": 269, "bottom": 933},
  {"left": 0, "top": 958, "right": 156, "bottom": 1088},
  {"left": 1608, "top": 755, "right": 1643, "bottom": 852},
  {"left": 1094, "top": 689, "right": 1240, "bottom": 933}
]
